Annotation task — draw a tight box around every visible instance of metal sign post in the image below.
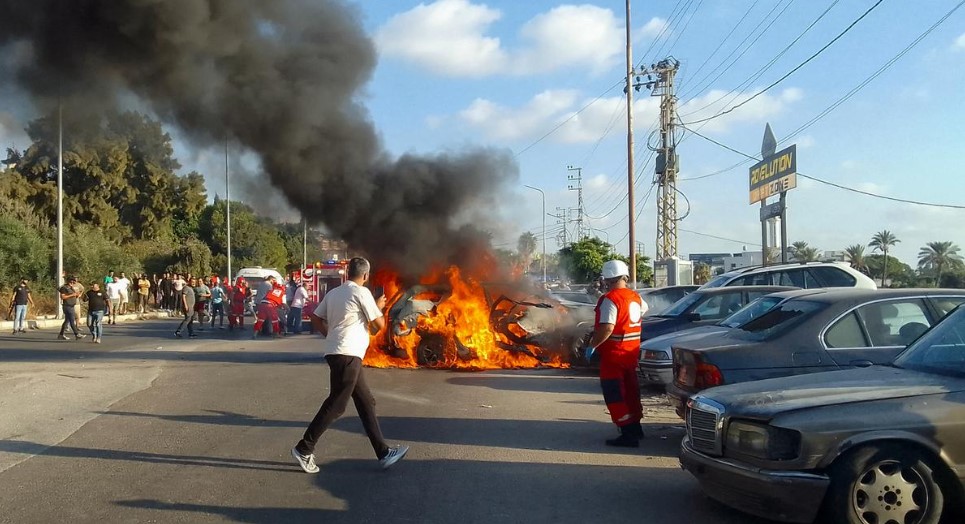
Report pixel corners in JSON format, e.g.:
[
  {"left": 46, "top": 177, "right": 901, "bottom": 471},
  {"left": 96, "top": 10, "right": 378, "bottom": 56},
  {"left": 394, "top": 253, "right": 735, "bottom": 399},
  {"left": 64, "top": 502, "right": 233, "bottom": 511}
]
[{"left": 750, "top": 124, "right": 796, "bottom": 266}]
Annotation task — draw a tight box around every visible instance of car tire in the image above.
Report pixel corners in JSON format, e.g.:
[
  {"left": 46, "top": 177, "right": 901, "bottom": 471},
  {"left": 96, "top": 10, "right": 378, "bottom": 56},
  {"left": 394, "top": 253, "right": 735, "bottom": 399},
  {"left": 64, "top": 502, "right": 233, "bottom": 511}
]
[{"left": 822, "top": 443, "right": 945, "bottom": 524}]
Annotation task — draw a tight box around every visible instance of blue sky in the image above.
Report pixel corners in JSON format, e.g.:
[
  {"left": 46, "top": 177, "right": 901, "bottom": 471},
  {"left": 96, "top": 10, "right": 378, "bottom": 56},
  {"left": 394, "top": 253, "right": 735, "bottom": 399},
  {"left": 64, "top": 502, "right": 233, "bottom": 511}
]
[
  {"left": 354, "top": 0, "right": 965, "bottom": 267},
  {"left": 2, "top": 0, "right": 963, "bottom": 268}
]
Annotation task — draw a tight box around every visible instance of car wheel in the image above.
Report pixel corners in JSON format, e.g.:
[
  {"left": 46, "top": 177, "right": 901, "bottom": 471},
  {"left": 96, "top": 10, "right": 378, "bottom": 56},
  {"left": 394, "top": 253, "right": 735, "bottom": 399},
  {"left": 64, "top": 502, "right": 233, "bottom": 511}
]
[{"left": 823, "top": 443, "right": 945, "bottom": 524}]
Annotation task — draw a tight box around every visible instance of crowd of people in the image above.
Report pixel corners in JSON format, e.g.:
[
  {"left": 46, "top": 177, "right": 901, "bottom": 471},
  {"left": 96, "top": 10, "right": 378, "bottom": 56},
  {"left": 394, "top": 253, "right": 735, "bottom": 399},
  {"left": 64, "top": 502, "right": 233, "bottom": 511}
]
[{"left": 7, "top": 272, "right": 312, "bottom": 343}]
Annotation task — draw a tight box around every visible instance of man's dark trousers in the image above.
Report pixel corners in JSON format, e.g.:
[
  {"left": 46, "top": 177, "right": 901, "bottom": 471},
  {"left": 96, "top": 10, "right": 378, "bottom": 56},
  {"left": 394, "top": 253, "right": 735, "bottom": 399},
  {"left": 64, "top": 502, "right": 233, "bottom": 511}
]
[
  {"left": 177, "top": 310, "right": 196, "bottom": 335},
  {"left": 59, "top": 305, "right": 79, "bottom": 337},
  {"left": 295, "top": 354, "right": 390, "bottom": 459}
]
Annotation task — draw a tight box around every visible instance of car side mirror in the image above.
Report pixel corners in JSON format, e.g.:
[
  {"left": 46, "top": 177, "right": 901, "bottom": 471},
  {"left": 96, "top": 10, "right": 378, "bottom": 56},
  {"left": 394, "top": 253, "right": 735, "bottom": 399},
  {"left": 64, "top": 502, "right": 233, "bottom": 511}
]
[{"left": 686, "top": 313, "right": 702, "bottom": 322}]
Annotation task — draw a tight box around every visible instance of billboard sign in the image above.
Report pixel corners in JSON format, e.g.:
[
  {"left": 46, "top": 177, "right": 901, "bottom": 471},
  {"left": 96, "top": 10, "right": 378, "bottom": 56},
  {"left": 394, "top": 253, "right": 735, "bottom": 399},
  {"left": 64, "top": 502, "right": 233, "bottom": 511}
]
[{"left": 749, "top": 144, "right": 796, "bottom": 205}]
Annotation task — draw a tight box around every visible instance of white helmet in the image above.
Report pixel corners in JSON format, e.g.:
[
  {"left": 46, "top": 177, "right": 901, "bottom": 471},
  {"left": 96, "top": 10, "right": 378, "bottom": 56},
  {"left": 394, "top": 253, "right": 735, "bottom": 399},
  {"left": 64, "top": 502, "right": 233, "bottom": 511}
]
[{"left": 601, "top": 259, "right": 630, "bottom": 280}]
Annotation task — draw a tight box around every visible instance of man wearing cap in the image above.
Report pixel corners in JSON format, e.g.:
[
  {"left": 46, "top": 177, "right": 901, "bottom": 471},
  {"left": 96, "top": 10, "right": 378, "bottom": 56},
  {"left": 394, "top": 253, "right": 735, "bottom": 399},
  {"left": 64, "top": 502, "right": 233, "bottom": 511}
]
[
  {"left": 584, "top": 259, "right": 647, "bottom": 447},
  {"left": 58, "top": 277, "right": 86, "bottom": 340}
]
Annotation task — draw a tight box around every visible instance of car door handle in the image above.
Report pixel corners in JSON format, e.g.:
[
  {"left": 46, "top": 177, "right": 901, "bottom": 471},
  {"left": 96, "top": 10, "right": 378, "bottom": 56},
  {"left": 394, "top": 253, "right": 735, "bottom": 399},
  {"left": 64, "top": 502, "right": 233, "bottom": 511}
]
[{"left": 850, "top": 360, "right": 874, "bottom": 368}]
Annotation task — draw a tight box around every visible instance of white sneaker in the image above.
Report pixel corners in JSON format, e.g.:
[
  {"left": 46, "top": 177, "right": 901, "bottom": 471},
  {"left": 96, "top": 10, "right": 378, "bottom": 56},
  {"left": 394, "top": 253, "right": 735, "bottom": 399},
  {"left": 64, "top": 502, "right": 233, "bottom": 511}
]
[
  {"left": 379, "top": 445, "right": 409, "bottom": 470},
  {"left": 291, "top": 447, "right": 319, "bottom": 474}
]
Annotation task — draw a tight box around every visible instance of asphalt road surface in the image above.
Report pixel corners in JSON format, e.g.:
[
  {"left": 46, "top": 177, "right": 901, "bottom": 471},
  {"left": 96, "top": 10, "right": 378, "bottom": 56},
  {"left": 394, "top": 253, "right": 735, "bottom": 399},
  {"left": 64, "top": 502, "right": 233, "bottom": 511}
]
[{"left": 0, "top": 319, "right": 781, "bottom": 524}]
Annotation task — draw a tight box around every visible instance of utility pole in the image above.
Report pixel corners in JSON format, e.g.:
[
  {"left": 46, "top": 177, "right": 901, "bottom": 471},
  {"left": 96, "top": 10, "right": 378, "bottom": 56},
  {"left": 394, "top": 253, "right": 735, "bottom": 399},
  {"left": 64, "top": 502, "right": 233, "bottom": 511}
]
[
  {"left": 643, "top": 58, "right": 680, "bottom": 261},
  {"left": 566, "top": 165, "right": 586, "bottom": 240},
  {"left": 554, "top": 207, "right": 569, "bottom": 247},
  {"left": 625, "top": 0, "right": 637, "bottom": 286},
  {"left": 225, "top": 137, "right": 232, "bottom": 281},
  {"left": 56, "top": 100, "right": 63, "bottom": 319}
]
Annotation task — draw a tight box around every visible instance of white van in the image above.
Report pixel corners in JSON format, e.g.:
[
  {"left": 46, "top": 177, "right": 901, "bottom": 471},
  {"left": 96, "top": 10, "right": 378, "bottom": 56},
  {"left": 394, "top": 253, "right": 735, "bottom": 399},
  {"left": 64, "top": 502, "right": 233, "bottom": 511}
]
[{"left": 234, "top": 266, "right": 285, "bottom": 283}]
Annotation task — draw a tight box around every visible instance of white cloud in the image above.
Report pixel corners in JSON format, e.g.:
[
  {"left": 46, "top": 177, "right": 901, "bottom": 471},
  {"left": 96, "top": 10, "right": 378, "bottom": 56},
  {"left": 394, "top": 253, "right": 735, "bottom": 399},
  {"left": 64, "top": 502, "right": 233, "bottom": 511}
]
[
  {"left": 677, "top": 87, "right": 804, "bottom": 133},
  {"left": 795, "top": 135, "right": 815, "bottom": 149},
  {"left": 638, "top": 17, "right": 669, "bottom": 39},
  {"left": 457, "top": 90, "right": 661, "bottom": 144},
  {"left": 953, "top": 32, "right": 965, "bottom": 50},
  {"left": 375, "top": 0, "right": 506, "bottom": 77},
  {"left": 376, "top": 1, "right": 627, "bottom": 77},
  {"left": 586, "top": 173, "right": 609, "bottom": 190}
]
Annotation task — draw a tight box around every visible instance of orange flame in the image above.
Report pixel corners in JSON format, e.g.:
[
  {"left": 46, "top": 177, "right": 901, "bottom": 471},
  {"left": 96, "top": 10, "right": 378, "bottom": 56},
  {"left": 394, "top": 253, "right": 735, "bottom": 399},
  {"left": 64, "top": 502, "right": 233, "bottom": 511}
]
[{"left": 363, "top": 266, "right": 570, "bottom": 370}]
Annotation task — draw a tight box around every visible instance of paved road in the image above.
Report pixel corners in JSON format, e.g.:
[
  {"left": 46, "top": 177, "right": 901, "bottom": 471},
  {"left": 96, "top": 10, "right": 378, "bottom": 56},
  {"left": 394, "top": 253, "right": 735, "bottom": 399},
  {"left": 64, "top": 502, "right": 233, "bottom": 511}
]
[{"left": 0, "top": 319, "right": 779, "bottom": 523}]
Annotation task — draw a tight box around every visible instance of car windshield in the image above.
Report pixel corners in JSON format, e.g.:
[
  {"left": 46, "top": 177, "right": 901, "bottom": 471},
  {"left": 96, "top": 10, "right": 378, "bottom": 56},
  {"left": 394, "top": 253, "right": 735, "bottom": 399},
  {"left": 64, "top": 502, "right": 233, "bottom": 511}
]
[
  {"left": 658, "top": 292, "right": 705, "bottom": 317},
  {"left": 894, "top": 306, "right": 965, "bottom": 378},
  {"left": 700, "top": 274, "right": 731, "bottom": 289},
  {"left": 719, "top": 296, "right": 784, "bottom": 328},
  {"left": 736, "top": 299, "right": 825, "bottom": 340}
]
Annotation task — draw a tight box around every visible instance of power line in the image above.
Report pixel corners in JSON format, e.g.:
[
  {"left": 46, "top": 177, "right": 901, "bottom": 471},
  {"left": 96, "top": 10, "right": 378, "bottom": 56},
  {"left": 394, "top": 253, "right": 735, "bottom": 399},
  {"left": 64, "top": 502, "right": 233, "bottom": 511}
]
[
  {"left": 682, "top": 0, "right": 885, "bottom": 126},
  {"left": 679, "top": 0, "right": 762, "bottom": 88},
  {"left": 679, "top": 0, "right": 839, "bottom": 118},
  {"left": 682, "top": 125, "right": 965, "bottom": 210},
  {"left": 680, "top": 228, "right": 761, "bottom": 247},
  {"left": 514, "top": 79, "right": 623, "bottom": 157},
  {"left": 679, "top": 0, "right": 965, "bottom": 183}
]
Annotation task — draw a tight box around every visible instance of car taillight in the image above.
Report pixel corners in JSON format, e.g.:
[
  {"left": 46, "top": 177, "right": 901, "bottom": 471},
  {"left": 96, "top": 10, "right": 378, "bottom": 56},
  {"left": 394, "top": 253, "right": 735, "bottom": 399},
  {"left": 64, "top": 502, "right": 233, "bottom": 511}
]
[{"left": 674, "top": 349, "right": 723, "bottom": 389}]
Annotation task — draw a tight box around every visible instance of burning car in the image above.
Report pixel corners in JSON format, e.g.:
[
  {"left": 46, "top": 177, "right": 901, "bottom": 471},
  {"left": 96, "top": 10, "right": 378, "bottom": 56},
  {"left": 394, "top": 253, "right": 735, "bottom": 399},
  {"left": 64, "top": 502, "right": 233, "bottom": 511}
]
[{"left": 364, "top": 267, "right": 593, "bottom": 370}]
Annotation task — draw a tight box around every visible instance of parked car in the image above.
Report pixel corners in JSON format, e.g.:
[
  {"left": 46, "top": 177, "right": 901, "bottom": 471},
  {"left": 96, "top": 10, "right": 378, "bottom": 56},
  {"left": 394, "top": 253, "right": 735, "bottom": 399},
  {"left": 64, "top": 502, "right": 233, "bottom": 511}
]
[
  {"left": 640, "top": 285, "right": 794, "bottom": 342},
  {"left": 637, "top": 285, "right": 699, "bottom": 316},
  {"left": 680, "top": 303, "right": 965, "bottom": 524},
  {"left": 639, "top": 293, "right": 788, "bottom": 387},
  {"left": 700, "top": 262, "right": 876, "bottom": 290},
  {"left": 667, "top": 288, "right": 965, "bottom": 417}
]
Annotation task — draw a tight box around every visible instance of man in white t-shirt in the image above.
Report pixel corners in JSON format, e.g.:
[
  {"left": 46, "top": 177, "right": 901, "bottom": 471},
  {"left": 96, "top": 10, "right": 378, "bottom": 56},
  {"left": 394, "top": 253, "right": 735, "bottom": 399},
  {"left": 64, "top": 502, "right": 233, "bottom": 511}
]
[
  {"left": 291, "top": 257, "right": 408, "bottom": 474},
  {"left": 105, "top": 278, "right": 123, "bottom": 325},
  {"left": 116, "top": 272, "right": 131, "bottom": 315}
]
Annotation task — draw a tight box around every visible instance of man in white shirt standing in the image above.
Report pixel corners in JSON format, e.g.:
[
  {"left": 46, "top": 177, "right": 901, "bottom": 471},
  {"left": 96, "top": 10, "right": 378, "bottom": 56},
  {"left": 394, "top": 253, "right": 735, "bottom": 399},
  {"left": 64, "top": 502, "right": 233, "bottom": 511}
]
[
  {"left": 116, "top": 272, "right": 131, "bottom": 315},
  {"left": 287, "top": 279, "right": 309, "bottom": 334},
  {"left": 106, "top": 277, "right": 123, "bottom": 325},
  {"left": 291, "top": 257, "right": 408, "bottom": 474}
]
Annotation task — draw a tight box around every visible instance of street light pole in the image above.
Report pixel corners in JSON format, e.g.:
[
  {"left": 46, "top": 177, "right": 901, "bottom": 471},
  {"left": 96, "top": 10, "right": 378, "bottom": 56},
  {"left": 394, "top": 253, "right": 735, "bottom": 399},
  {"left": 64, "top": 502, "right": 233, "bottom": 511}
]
[
  {"left": 56, "top": 100, "right": 64, "bottom": 319},
  {"left": 303, "top": 218, "right": 308, "bottom": 271},
  {"left": 523, "top": 185, "right": 546, "bottom": 284},
  {"left": 225, "top": 137, "right": 232, "bottom": 280}
]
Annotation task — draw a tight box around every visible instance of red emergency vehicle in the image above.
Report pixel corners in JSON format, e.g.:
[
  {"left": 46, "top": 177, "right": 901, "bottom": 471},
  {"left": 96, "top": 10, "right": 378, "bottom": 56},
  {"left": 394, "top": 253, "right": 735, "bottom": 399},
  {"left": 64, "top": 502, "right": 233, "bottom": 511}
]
[{"left": 290, "top": 260, "right": 348, "bottom": 321}]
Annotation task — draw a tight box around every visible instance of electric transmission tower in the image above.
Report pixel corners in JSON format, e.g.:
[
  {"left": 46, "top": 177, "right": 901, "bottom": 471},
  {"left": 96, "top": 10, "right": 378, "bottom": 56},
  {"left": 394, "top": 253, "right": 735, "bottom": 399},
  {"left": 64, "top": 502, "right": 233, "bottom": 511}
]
[
  {"left": 640, "top": 58, "right": 680, "bottom": 260},
  {"left": 566, "top": 165, "right": 586, "bottom": 240}
]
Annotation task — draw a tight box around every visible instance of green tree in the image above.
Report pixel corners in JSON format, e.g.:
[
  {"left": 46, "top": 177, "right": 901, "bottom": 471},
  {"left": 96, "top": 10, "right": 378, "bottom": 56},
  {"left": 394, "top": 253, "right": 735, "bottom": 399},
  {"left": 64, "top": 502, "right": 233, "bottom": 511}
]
[
  {"left": 918, "top": 241, "right": 964, "bottom": 287},
  {"left": 517, "top": 232, "right": 538, "bottom": 272},
  {"left": 197, "top": 199, "right": 288, "bottom": 273},
  {"left": 866, "top": 255, "right": 916, "bottom": 288},
  {"left": 558, "top": 237, "right": 611, "bottom": 283},
  {"left": 844, "top": 244, "right": 868, "bottom": 274},
  {"left": 869, "top": 230, "right": 900, "bottom": 287},
  {"left": 790, "top": 242, "right": 820, "bottom": 262},
  {"left": 0, "top": 215, "right": 52, "bottom": 288}
]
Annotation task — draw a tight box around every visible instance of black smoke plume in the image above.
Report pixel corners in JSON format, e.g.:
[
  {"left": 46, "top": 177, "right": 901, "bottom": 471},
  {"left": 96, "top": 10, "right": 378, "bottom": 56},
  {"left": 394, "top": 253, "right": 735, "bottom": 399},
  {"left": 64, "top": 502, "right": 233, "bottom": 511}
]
[{"left": 0, "top": 0, "right": 516, "bottom": 278}]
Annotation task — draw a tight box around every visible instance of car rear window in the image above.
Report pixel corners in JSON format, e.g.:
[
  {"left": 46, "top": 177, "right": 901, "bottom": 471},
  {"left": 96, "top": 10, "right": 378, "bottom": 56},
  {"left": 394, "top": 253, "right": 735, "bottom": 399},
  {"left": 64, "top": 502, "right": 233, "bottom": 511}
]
[
  {"left": 720, "top": 296, "right": 783, "bottom": 328},
  {"left": 810, "top": 266, "right": 857, "bottom": 287},
  {"left": 738, "top": 299, "right": 826, "bottom": 340}
]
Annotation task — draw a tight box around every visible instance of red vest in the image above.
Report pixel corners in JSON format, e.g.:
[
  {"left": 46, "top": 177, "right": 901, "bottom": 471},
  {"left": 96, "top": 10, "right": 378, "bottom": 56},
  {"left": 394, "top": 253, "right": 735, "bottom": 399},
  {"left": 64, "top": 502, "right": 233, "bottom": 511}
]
[
  {"left": 595, "top": 287, "right": 644, "bottom": 354},
  {"left": 264, "top": 285, "right": 285, "bottom": 306}
]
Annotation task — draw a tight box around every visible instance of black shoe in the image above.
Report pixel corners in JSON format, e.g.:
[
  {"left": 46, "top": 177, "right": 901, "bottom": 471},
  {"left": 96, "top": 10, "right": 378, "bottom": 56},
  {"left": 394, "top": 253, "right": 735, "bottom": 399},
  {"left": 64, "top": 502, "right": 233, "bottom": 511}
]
[
  {"left": 626, "top": 423, "right": 645, "bottom": 440},
  {"left": 605, "top": 433, "right": 640, "bottom": 448},
  {"left": 189, "top": 333, "right": 198, "bottom": 338},
  {"left": 175, "top": 331, "right": 182, "bottom": 338}
]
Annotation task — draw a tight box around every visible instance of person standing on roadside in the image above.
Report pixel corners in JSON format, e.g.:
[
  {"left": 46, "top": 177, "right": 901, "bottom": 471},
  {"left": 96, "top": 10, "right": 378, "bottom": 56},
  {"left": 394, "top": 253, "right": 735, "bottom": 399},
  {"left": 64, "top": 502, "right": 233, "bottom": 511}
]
[
  {"left": 58, "top": 277, "right": 86, "bottom": 341},
  {"left": 171, "top": 273, "right": 186, "bottom": 314},
  {"left": 106, "top": 277, "right": 122, "bottom": 325},
  {"left": 137, "top": 274, "right": 151, "bottom": 317},
  {"left": 228, "top": 277, "right": 248, "bottom": 330},
  {"left": 194, "top": 277, "right": 211, "bottom": 330},
  {"left": 583, "top": 260, "right": 647, "bottom": 448},
  {"left": 9, "top": 278, "right": 34, "bottom": 334},
  {"left": 83, "top": 282, "right": 110, "bottom": 344},
  {"left": 175, "top": 277, "right": 198, "bottom": 338},
  {"left": 291, "top": 257, "right": 408, "bottom": 474},
  {"left": 209, "top": 278, "right": 227, "bottom": 329},
  {"left": 116, "top": 272, "right": 131, "bottom": 315},
  {"left": 287, "top": 279, "right": 309, "bottom": 335}
]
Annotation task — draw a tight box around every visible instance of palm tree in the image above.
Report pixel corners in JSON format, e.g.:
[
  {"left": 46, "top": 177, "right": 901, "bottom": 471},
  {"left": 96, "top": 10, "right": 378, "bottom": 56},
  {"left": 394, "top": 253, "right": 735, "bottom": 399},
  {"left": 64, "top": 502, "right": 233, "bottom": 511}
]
[
  {"left": 918, "top": 241, "right": 964, "bottom": 286},
  {"left": 869, "top": 230, "right": 900, "bottom": 287},
  {"left": 790, "top": 241, "right": 809, "bottom": 258},
  {"left": 844, "top": 244, "right": 868, "bottom": 273},
  {"left": 796, "top": 246, "right": 821, "bottom": 263}
]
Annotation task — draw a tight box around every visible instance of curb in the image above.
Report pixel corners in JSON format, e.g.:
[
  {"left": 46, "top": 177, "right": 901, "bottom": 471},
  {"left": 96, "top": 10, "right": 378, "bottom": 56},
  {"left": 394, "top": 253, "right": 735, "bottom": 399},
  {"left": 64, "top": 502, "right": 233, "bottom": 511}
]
[{"left": 0, "top": 310, "right": 174, "bottom": 332}]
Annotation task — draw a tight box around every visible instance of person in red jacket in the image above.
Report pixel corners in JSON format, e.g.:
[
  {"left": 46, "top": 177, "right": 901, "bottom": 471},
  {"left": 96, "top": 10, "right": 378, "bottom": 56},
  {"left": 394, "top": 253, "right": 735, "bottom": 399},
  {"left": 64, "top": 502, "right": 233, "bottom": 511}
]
[
  {"left": 228, "top": 277, "right": 248, "bottom": 330},
  {"left": 253, "top": 276, "right": 285, "bottom": 337},
  {"left": 584, "top": 259, "right": 648, "bottom": 447}
]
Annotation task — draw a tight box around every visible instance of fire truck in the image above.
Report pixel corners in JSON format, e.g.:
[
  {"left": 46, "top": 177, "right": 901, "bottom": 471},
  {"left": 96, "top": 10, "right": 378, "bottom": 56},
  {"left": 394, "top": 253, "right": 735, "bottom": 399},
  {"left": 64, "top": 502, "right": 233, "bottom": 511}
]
[{"left": 291, "top": 260, "right": 349, "bottom": 320}]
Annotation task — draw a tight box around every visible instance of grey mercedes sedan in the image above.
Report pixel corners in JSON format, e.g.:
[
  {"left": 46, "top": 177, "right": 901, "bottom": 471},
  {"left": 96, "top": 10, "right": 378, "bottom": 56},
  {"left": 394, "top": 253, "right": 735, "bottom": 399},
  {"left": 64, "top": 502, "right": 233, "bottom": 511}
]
[
  {"left": 667, "top": 288, "right": 965, "bottom": 417},
  {"left": 680, "top": 303, "right": 965, "bottom": 523}
]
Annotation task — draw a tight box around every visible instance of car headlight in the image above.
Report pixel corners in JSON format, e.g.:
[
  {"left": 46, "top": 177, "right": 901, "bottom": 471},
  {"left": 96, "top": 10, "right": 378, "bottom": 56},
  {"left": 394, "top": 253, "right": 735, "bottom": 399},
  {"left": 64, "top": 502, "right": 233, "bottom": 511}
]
[{"left": 725, "top": 420, "right": 800, "bottom": 460}]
